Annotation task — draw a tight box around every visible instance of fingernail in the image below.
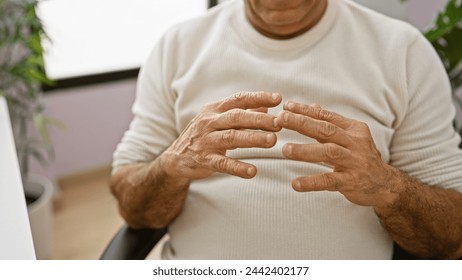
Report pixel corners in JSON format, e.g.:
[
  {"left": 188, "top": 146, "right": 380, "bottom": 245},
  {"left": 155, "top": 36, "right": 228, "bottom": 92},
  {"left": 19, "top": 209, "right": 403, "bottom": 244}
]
[
  {"left": 285, "top": 144, "right": 293, "bottom": 155},
  {"left": 287, "top": 102, "right": 295, "bottom": 110},
  {"left": 293, "top": 180, "right": 301, "bottom": 190},
  {"left": 273, "top": 118, "right": 278, "bottom": 128},
  {"left": 266, "top": 134, "right": 273, "bottom": 144},
  {"left": 247, "top": 167, "right": 254, "bottom": 176},
  {"left": 272, "top": 93, "right": 279, "bottom": 100}
]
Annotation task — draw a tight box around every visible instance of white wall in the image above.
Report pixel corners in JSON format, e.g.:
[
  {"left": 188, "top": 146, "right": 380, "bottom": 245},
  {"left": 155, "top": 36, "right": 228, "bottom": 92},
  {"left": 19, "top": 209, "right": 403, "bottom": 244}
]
[
  {"left": 30, "top": 79, "right": 136, "bottom": 182},
  {"left": 407, "top": 0, "right": 448, "bottom": 30},
  {"left": 353, "top": 0, "right": 448, "bottom": 29},
  {"left": 353, "top": 0, "right": 409, "bottom": 21}
]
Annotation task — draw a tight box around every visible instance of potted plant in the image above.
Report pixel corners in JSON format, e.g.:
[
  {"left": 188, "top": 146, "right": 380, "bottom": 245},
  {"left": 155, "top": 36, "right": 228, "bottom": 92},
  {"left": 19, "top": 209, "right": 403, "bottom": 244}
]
[{"left": 0, "top": 0, "right": 56, "bottom": 259}]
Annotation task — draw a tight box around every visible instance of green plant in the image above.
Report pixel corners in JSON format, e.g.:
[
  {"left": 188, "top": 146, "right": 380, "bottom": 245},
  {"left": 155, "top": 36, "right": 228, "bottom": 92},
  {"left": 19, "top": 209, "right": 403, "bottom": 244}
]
[
  {"left": 0, "top": 0, "right": 54, "bottom": 179},
  {"left": 424, "top": 0, "right": 462, "bottom": 90},
  {"left": 403, "top": 0, "right": 462, "bottom": 90}
]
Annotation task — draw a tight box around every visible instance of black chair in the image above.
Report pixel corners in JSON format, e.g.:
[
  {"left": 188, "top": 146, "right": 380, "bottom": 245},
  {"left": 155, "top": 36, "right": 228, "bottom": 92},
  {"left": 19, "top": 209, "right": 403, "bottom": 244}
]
[{"left": 100, "top": 225, "right": 167, "bottom": 260}]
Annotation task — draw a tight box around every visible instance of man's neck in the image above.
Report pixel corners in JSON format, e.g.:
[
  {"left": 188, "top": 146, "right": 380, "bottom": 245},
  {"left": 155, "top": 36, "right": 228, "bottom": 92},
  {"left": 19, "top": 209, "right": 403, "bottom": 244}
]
[{"left": 244, "top": 0, "right": 328, "bottom": 40}]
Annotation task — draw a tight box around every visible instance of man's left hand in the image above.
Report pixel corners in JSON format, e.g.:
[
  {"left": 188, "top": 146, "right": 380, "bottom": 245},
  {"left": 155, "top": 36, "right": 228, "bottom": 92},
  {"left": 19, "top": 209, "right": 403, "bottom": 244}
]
[{"left": 277, "top": 101, "right": 401, "bottom": 209}]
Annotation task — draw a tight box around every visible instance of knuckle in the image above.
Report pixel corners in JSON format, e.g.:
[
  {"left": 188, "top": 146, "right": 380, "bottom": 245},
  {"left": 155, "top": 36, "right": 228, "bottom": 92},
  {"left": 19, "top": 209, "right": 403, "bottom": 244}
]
[
  {"left": 357, "top": 121, "right": 370, "bottom": 132},
  {"left": 222, "top": 129, "right": 236, "bottom": 144},
  {"left": 246, "top": 131, "right": 256, "bottom": 143},
  {"left": 232, "top": 91, "right": 246, "bottom": 102},
  {"left": 195, "top": 114, "right": 212, "bottom": 128},
  {"left": 296, "top": 115, "right": 307, "bottom": 127},
  {"left": 320, "top": 174, "right": 339, "bottom": 190},
  {"left": 318, "top": 121, "right": 336, "bottom": 138},
  {"left": 213, "top": 157, "right": 229, "bottom": 171},
  {"left": 226, "top": 109, "right": 242, "bottom": 123},
  {"left": 301, "top": 105, "right": 313, "bottom": 116},
  {"left": 232, "top": 163, "right": 241, "bottom": 175},
  {"left": 356, "top": 122, "right": 373, "bottom": 141},
  {"left": 324, "top": 144, "right": 342, "bottom": 160},
  {"left": 317, "top": 108, "right": 334, "bottom": 121},
  {"left": 254, "top": 112, "right": 264, "bottom": 123}
]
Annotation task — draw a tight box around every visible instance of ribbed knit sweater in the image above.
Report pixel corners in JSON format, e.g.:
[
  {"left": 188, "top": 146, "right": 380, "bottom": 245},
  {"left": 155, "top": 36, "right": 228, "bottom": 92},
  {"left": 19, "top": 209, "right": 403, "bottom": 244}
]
[{"left": 113, "top": 0, "right": 462, "bottom": 259}]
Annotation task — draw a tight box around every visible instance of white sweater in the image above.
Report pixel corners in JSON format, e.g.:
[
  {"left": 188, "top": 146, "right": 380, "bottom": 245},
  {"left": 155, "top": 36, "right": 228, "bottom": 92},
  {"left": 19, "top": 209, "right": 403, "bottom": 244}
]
[{"left": 113, "top": 0, "right": 462, "bottom": 259}]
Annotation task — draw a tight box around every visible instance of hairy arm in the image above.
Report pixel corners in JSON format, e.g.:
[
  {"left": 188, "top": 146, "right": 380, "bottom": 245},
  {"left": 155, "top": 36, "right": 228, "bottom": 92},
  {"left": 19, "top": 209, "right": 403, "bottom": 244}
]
[
  {"left": 110, "top": 157, "right": 190, "bottom": 229},
  {"left": 375, "top": 170, "right": 462, "bottom": 259}
]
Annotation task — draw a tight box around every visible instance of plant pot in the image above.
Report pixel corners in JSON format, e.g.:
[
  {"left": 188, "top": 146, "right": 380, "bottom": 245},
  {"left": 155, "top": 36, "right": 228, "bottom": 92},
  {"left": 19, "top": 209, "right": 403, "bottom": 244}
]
[{"left": 25, "top": 174, "right": 55, "bottom": 260}]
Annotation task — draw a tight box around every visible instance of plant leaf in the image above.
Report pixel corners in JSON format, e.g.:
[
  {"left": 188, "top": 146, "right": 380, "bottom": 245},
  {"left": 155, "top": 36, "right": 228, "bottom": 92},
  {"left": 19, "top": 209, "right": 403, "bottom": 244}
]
[{"left": 424, "top": 0, "right": 462, "bottom": 42}]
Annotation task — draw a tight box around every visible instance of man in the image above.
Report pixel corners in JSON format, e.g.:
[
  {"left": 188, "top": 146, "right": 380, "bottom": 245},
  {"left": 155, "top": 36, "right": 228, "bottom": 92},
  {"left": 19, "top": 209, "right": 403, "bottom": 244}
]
[{"left": 111, "top": 0, "right": 462, "bottom": 259}]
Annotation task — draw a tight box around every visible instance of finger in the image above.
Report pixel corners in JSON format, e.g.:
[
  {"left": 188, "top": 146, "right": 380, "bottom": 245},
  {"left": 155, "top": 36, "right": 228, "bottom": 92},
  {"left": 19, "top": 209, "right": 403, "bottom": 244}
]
[
  {"left": 209, "top": 130, "right": 277, "bottom": 150},
  {"left": 277, "top": 111, "right": 351, "bottom": 146},
  {"left": 292, "top": 173, "right": 345, "bottom": 192},
  {"left": 206, "top": 91, "right": 282, "bottom": 112},
  {"left": 283, "top": 102, "right": 353, "bottom": 130},
  {"left": 213, "top": 109, "right": 280, "bottom": 131},
  {"left": 282, "top": 143, "right": 351, "bottom": 166},
  {"left": 249, "top": 107, "right": 268, "bottom": 113},
  {"left": 207, "top": 154, "right": 257, "bottom": 179}
]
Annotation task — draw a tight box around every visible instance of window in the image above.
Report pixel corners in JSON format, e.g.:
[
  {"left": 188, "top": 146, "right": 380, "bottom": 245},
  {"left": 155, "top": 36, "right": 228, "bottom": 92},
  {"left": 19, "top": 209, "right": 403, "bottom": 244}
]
[{"left": 38, "top": 0, "right": 208, "bottom": 81}]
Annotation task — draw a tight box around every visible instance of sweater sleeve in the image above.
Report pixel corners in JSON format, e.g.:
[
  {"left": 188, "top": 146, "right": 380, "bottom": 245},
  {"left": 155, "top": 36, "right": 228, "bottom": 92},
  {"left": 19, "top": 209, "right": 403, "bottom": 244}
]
[
  {"left": 389, "top": 31, "right": 462, "bottom": 192},
  {"left": 112, "top": 34, "right": 179, "bottom": 169}
]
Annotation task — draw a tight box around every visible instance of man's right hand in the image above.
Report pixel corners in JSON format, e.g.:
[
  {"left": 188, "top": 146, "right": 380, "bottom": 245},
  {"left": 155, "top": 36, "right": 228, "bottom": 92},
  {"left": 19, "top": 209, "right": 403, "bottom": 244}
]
[{"left": 160, "top": 91, "right": 282, "bottom": 181}]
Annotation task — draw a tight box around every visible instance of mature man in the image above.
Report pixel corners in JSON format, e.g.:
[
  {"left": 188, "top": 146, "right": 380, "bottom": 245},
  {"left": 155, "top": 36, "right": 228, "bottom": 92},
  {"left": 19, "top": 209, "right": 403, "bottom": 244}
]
[{"left": 111, "top": 0, "right": 462, "bottom": 259}]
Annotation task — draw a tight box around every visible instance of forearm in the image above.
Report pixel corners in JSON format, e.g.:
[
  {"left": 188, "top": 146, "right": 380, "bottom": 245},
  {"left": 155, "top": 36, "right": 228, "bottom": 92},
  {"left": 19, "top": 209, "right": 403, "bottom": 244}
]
[
  {"left": 110, "top": 154, "right": 190, "bottom": 229},
  {"left": 375, "top": 167, "right": 462, "bottom": 259}
]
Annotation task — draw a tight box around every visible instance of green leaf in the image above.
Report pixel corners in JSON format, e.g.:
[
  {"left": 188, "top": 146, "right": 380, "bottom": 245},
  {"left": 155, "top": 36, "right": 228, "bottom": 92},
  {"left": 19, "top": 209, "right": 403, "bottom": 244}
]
[
  {"left": 423, "top": 0, "right": 462, "bottom": 84},
  {"left": 424, "top": 0, "right": 462, "bottom": 42},
  {"left": 33, "top": 113, "right": 67, "bottom": 145}
]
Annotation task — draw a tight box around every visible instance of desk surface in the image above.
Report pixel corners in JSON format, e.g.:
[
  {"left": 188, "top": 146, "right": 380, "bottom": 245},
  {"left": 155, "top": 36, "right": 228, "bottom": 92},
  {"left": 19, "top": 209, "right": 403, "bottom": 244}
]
[{"left": 0, "top": 97, "right": 36, "bottom": 260}]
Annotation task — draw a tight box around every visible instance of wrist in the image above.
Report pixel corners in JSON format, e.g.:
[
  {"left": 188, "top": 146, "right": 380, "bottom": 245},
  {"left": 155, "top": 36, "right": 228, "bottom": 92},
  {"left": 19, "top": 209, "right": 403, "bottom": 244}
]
[
  {"left": 155, "top": 151, "right": 191, "bottom": 187},
  {"left": 374, "top": 165, "right": 406, "bottom": 217}
]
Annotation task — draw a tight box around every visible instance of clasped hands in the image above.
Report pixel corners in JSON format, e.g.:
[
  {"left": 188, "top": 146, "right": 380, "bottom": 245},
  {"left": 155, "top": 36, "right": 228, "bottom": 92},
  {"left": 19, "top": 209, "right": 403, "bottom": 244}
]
[{"left": 163, "top": 91, "right": 397, "bottom": 208}]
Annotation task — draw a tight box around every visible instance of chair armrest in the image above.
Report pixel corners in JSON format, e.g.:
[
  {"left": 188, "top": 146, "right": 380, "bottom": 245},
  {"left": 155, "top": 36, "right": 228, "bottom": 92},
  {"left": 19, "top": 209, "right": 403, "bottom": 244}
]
[{"left": 100, "top": 224, "right": 167, "bottom": 260}]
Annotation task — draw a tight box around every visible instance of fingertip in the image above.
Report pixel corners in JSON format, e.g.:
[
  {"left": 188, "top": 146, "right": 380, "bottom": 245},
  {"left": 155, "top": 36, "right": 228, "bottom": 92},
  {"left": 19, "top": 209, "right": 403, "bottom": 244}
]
[
  {"left": 265, "top": 92, "right": 282, "bottom": 107},
  {"left": 271, "top": 93, "right": 280, "bottom": 101},
  {"left": 245, "top": 166, "right": 257, "bottom": 178},
  {"left": 292, "top": 180, "right": 304, "bottom": 192},
  {"left": 266, "top": 133, "right": 277, "bottom": 147},
  {"left": 282, "top": 144, "right": 293, "bottom": 157}
]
